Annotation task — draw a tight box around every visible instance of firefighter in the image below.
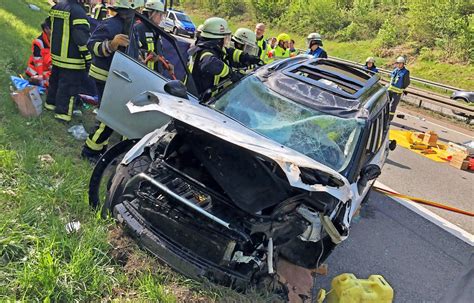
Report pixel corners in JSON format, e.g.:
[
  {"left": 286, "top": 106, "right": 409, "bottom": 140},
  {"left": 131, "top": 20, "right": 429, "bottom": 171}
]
[
  {"left": 187, "top": 17, "right": 261, "bottom": 97},
  {"left": 364, "top": 57, "right": 378, "bottom": 73},
  {"left": 92, "top": 0, "right": 108, "bottom": 21},
  {"left": 255, "top": 23, "right": 267, "bottom": 61},
  {"left": 25, "top": 17, "right": 52, "bottom": 88},
  {"left": 45, "top": 0, "right": 93, "bottom": 122},
  {"left": 195, "top": 24, "right": 204, "bottom": 42},
  {"left": 267, "top": 33, "right": 291, "bottom": 62},
  {"left": 388, "top": 56, "right": 410, "bottom": 119},
  {"left": 231, "top": 28, "right": 260, "bottom": 72},
  {"left": 306, "top": 33, "right": 327, "bottom": 59},
  {"left": 136, "top": 0, "right": 167, "bottom": 74},
  {"left": 81, "top": 0, "right": 144, "bottom": 162}
]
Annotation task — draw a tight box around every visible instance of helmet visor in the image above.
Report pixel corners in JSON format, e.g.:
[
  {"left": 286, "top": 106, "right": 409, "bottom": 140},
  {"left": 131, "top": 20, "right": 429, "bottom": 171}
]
[{"left": 243, "top": 43, "right": 259, "bottom": 57}]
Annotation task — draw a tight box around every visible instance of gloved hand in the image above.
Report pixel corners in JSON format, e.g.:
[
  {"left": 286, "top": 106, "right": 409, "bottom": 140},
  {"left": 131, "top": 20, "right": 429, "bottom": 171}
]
[
  {"left": 110, "top": 34, "right": 129, "bottom": 51},
  {"left": 247, "top": 55, "right": 261, "bottom": 65}
]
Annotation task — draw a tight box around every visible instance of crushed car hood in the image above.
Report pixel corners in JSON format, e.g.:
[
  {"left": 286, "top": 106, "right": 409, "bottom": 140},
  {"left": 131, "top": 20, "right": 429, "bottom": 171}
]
[{"left": 125, "top": 91, "right": 353, "bottom": 202}]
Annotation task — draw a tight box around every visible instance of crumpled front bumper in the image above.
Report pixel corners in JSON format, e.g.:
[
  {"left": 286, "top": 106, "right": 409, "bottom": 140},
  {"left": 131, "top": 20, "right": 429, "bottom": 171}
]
[{"left": 113, "top": 200, "right": 253, "bottom": 290}]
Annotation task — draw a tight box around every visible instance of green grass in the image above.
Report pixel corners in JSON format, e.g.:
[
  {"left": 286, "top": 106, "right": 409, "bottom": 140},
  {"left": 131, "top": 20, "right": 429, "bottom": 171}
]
[
  {"left": 187, "top": 8, "right": 474, "bottom": 91},
  {"left": 0, "top": 1, "right": 267, "bottom": 301}
]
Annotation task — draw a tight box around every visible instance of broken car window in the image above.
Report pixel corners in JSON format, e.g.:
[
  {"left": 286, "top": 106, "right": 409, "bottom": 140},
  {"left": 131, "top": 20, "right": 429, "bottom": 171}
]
[{"left": 212, "top": 76, "right": 365, "bottom": 171}]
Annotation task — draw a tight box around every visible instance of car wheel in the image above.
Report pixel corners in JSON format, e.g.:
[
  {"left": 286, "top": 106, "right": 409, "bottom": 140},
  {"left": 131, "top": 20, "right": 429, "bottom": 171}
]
[
  {"left": 454, "top": 97, "right": 469, "bottom": 103},
  {"left": 173, "top": 27, "right": 178, "bottom": 35}
]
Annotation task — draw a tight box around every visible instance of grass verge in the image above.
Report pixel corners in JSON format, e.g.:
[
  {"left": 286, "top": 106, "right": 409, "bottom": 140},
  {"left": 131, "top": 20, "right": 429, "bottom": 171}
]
[{"left": 0, "top": 1, "right": 267, "bottom": 301}]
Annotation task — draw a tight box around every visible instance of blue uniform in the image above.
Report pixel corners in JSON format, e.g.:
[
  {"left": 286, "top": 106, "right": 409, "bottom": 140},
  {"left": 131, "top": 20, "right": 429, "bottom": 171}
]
[
  {"left": 306, "top": 47, "right": 327, "bottom": 59},
  {"left": 364, "top": 65, "right": 378, "bottom": 73},
  {"left": 388, "top": 66, "right": 410, "bottom": 119}
]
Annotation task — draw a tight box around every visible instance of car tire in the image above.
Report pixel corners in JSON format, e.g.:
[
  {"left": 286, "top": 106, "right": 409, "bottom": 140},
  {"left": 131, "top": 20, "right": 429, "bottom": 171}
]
[{"left": 173, "top": 27, "right": 178, "bottom": 35}]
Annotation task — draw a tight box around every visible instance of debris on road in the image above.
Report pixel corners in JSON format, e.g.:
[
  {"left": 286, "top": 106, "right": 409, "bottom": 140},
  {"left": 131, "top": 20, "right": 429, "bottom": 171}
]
[
  {"left": 65, "top": 221, "right": 81, "bottom": 234},
  {"left": 68, "top": 124, "right": 89, "bottom": 140}
]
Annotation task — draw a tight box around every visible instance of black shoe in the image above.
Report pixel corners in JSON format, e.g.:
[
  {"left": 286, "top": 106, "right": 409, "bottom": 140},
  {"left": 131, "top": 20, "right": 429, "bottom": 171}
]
[{"left": 81, "top": 147, "right": 106, "bottom": 164}]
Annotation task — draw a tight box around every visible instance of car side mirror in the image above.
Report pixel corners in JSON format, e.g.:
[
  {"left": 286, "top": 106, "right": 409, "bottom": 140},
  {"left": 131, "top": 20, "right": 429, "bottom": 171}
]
[
  {"left": 164, "top": 80, "right": 188, "bottom": 100},
  {"left": 359, "top": 164, "right": 381, "bottom": 187}
]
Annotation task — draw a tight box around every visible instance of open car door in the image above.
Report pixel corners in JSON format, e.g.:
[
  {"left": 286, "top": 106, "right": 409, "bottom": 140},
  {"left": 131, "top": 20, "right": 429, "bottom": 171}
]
[{"left": 96, "top": 12, "right": 198, "bottom": 139}]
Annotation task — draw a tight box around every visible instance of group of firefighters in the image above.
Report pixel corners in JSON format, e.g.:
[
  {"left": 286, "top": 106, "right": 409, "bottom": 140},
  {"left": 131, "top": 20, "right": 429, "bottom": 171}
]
[{"left": 25, "top": 0, "right": 410, "bottom": 163}]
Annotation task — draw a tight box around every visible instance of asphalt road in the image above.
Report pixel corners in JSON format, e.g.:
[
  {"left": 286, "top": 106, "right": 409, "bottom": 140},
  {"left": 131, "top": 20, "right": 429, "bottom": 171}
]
[
  {"left": 320, "top": 191, "right": 473, "bottom": 303},
  {"left": 379, "top": 108, "right": 474, "bottom": 234}
]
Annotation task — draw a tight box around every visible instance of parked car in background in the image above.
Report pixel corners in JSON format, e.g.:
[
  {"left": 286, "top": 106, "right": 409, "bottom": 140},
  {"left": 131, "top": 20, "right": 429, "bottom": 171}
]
[
  {"left": 451, "top": 91, "right": 474, "bottom": 103},
  {"left": 161, "top": 9, "right": 195, "bottom": 38}
]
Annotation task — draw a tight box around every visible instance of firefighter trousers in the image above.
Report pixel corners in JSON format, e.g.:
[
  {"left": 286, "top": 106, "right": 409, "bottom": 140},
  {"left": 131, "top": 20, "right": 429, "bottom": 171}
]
[
  {"left": 388, "top": 90, "right": 402, "bottom": 120},
  {"left": 83, "top": 81, "right": 114, "bottom": 155},
  {"left": 45, "top": 66, "right": 89, "bottom": 121}
]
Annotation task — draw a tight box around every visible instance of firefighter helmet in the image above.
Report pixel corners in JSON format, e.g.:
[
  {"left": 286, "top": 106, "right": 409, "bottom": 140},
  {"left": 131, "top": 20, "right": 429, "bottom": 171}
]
[
  {"left": 277, "top": 33, "right": 290, "bottom": 43},
  {"left": 396, "top": 56, "right": 406, "bottom": 63},
  {"left": 144, "top": 0, "right": 165, "bottom": 12},
  {"left": 232, "top": 28, "right": 258, "bottom": 56},
  {"left": 200, "top": 17, "right": 231, "bottom": 39},
  {"left": 307, "top": 32, "right": 323, "bottom": 47},
  {"left": 366, "top": 57, "right": 375, "bottom": 63},
  {"left": 108, "top": 0, "right": 145, "bottom": 9}
]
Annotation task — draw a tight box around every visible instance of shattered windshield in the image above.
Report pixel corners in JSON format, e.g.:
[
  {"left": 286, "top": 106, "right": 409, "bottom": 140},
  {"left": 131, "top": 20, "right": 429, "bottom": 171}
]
[{"left": 212, "top": 76, "right": 365, "bottom": 172}]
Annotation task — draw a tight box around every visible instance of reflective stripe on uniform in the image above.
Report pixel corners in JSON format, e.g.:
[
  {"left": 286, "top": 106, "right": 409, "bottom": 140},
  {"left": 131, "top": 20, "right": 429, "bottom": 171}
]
[
  {"left": 232, "top": 49, "right": 242, "bottom": 63},
  {"left": 52, "top": 59, "right": 85, "bottom": 69},
  {"left": 146, "top": 35, "right": 155, "bottom": 70},
  {"left": 55, "top": 113, "right": 72, "bottom": 122},
  {"left": 72, "top": 18, "right": 90, "bottom": 27},
  {"left": 214, "top": 63, "right": 230, "bottom": 85},
  {"left": 78, "top": 45, "right": 88, "bottom": 52},
  {"left": 86, "top": 123, "right": 109, "bottom": 151},
  {"left": 388, "top": 85, "right": 404, "bottom": 94},
  {"left": 89, "top": 64, "right": 109, "bottom": 81}
]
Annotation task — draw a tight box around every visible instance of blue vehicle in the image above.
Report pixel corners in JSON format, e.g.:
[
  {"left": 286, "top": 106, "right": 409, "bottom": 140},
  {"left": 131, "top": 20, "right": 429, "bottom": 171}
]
[{"left": 162, "top": 9, "right": 195, "bottom": 38}]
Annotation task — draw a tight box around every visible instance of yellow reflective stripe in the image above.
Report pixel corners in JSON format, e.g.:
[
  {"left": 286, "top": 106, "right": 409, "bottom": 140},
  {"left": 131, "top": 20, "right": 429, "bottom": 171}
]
[
  {"left": 55, "top": 113, "right": 72, "bottom": 122},
  {"left": 89, "top": 64, "right": 108, "bottom": 81},
  {"left": 50, "top": 9, "right": 70, "bottom": 18},
  {"left": 68, "top": 96, "right": 74, "bottom": 117},
  {"left": 214, "top": 64, "right": 230, "bottom": 85},
  {"left": 91, "top": 123, "right": 108, "bottom": 145},
  {"left": 72, "top": 19, "right": 90, "bottom": 27},
  {"left": 84, "top": 53, "right": 92, "bottom": 61},
  {"left": 61, "top": 14, "right": 70, "bottom": 61},
  {"left": 232, "top": 49, "right": 242, "bottom": 63},
  {"left": 388, "top": 85, "right": 404, "bottom": 94},
  {"left": 146, "top": 37, "right": 155, "bottom": 69},
  {"left": 86, "top": 137, "right": 106, "bottom": 151},
  {"left": 52, "top": 59, "right": 85, "bottom": 69},
  {"left": 78, "top": 45, "right": 88, "bottom": 52},
  {"left": 51, "top": 54, "right": 85, "bottom": 64},
  {"left": 44, "top": 103, "right": 56, "bottom": 111},
  {"left": 93, "top": 42, "right": 101, "bottom": 56}
]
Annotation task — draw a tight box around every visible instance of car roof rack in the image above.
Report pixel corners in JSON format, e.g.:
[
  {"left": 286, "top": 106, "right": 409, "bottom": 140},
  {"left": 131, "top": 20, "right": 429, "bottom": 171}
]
[{"left": 282, "top": 58, "right": 380, "bottom": 100}]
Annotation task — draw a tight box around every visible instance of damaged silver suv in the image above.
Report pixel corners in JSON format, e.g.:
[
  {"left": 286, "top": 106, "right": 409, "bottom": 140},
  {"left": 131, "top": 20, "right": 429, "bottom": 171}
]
[{"left": 89, "top": 48, "right": 393, "bottom": 296}]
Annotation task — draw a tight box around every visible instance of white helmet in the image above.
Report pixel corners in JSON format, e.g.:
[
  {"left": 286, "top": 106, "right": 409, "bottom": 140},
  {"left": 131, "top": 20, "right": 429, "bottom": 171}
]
[
  {"left": 307, "top": 32, "right": 323, "bottom": 47},
  {"left": 366, "top": 57, "right": 375, "bottom": 63},
  {"left": 232, "top": 28, "right": 258, "bottom": 56},
  {"left": 144, "top": 0, "right": 165, "bottom": 12},
  {"left": 200, "top": 17, "right": 231, "bottom": 39},
  {"left": 396, "top": 56, "right": 406, "bottom": 63},
  {"left": 108, "top": 0, "right": 144, "bottom": 9}
]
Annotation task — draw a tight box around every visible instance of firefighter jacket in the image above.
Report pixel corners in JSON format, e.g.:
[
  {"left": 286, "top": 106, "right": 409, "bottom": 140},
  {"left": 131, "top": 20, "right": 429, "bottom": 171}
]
[
  {"left": 135, "top": 21, "right": 164, "bottom": 73},
  {"left": 92, "top": 2, "right": 107, "bottom": 21},
  {"left": 49, "top": 0, "right": 91, "bottom": 70},
  {"left": 388, "top": 67, "right": 410, "bottom": 94},
  {"left": 306, "top": 47, "right": 327, "bottom": 59},
  {"left": 26, "top": 31, "right": 52, "bottom": 80},
  {"left": 188, "top": 40, "right": 259, "bottom": 95},
  {"left": 88, "top": 15, "right": 139, "bottom": 82}
]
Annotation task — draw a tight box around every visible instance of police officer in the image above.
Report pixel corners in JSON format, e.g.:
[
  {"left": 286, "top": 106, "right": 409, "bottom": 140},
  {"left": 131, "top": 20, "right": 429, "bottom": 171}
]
[
  {"left": 81, "top": 0, "right": 144, "bottom": 162},
  {"left": 306, "top": 33, "right": 327, "bottom": 59},
  {"left": 136, "top": 0, "right": 166, "bottom": 73},
  {"left": 268, "top": 33, "right": 291, "bottom": 62},
  {"left": 45, "top": 0, "right": 92, "bottom": 122},
  {"left": 187, "top": 17, "right": 260, "bottom": 97},
  {"left": 388, "top": 56, "right": 410, "bottom": 119}
]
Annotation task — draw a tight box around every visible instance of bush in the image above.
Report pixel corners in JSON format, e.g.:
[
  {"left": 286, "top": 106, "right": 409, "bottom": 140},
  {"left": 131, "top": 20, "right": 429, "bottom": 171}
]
[{"left": 374, "top": 19, "right": 402, "bottom": 49}]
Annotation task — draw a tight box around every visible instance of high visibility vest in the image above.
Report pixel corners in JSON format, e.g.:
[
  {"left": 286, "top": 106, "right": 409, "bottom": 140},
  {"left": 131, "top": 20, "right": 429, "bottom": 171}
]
[
  {"left": 49, "top": 1, "right": 91, "bottom": 70},
  {"left": 26, "top": 32, "right": 52, "bottom": 80},
  {"left": 256, "top": 37, "right": 267, "bottom": 61},
  {"left": 267, "top": 45, "right": 290, "bottom": 63}
]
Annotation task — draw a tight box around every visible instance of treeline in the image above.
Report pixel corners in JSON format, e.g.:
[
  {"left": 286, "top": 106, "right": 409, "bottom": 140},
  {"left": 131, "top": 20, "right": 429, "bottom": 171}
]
[{"left": 179, "top": 0, "right": 473, "bottom": 63}]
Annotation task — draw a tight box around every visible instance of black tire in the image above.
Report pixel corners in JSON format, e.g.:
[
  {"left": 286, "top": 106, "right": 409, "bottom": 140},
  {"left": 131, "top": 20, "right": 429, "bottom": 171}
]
[
  {"left": 102, "top": 154, "right": 152, "bottom": 217},
  {"left": 173, "top": 27, "right": 178, "bottom": 35},
  {"left": 88, "top": 140, "right": 138, "bottom": 210}
]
